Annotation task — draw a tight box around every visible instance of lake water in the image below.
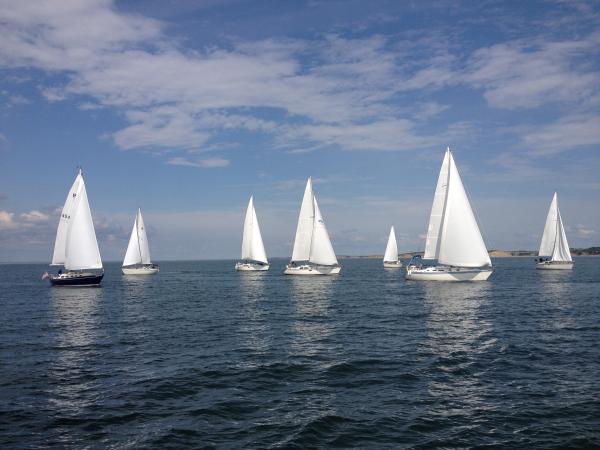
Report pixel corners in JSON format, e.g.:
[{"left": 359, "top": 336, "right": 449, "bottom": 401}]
[{"left": 1, "top": 258, "right": 599, "bottom": 448}]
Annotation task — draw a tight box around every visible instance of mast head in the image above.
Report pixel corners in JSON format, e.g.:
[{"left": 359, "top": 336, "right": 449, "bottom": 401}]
[{"left": 77, "top": 165, "right": 83, "bottom": 176}]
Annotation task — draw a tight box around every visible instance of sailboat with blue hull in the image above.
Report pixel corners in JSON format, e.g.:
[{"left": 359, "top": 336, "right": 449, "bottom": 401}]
[{"left": 46, "top": 169, "right": 104, "bottom": 286}]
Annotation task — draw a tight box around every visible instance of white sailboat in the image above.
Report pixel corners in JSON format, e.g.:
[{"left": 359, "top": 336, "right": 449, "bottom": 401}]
[
  {"left": 383, "top": 226, "right": 401, "bottom": 268},
  {"left": 235, "top": 196, "right": 269, "bottom": 271},
  {"left": 45, "top": 169, "right": 104, "bottom": 286},
  {"left": 406, "top": 148, "right": 493, "bottom": 281},
  {"left": 122, "top": 209, "right": 159, "bottom": 275},
  {"left": 536, "top": 192, "right": 573, "bottom": 270},
  {"left": 285, "top": 177, "right": 341, "bottom": 275}
]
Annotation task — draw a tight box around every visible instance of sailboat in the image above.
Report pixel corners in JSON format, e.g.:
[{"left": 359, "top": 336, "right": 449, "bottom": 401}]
[
  {"left": 46, "top": 169, "right": 104, "bottom": 286},
  {"left": 122, "top": 209, "right": 159, "bottom": 275},
  {"left": 406, "top": 147, "right": 493, "bottom": 281},
  {"left": 383, "top": 226, "right": 401, "bottom": 268},
  {"left": 285, "top": 177, "right": 341, "bottom": 275},
  {"left": 536, "top": 193, "right": 573, "bottom": 270},
  {"left": 235, "top": 196, "right": 269, "bottom": 271}
]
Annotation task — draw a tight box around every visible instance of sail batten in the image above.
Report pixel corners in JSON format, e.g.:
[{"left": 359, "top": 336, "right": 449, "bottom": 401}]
[{"left": 383, "top": 226, "right": 398, "bottom": 262}]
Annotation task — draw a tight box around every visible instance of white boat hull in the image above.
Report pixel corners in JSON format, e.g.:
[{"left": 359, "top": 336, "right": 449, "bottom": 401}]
[
  {"left": 235, "top": 262, "right": 270, "bottom": 271},
  {"left": 383, "top": 261, "right": 402, "bottom": 268},
  {"left": 536, "top": 260, "right": 573, "bottom": 270},
  {"left": 122, "top": 265, "right": 159, "bottom": 275},
  {"left": 284, "top": 264, "right": 341, "bottom": 275},
  {"left": 405, "top": 265, "right": 492, "bottom": 281}
]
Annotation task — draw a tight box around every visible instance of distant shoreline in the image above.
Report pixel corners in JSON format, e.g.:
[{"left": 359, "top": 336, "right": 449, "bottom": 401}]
[{"left": 340, "top": 248, "right": 600, "bottom": 259}]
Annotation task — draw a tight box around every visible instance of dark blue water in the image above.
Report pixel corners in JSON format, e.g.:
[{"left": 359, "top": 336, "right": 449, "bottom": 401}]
[{"left": 1, "top": 258, "right": 599, "bottom": 448}]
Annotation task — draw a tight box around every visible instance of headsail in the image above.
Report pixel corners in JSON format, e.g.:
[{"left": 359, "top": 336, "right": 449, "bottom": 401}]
[
  {"left": 436, "top": 151, "right": 491, "bottom": 268},
  {"left": 290, "top": 177, "right": 314, "bottom": 262},
  {"left": 63, "top": 175, "right": 102, "bottom": 271},
  {"left": 552, "top": 207, "right": 572, "bottom": 262},
  {"left": 423, "top": 149, "right": 450, "bottom": 260},
  {"left": 241, "top": 196, "right": 268, "bottom": 264},
  {"left": 123, "top": 215, "right": 141, "bottom": 266},
  {"left": 309, "top": 197, "right": 338, "bottom": 266},
  {"left": 383, "top": 226, "right": 398, "bottom": 263}
]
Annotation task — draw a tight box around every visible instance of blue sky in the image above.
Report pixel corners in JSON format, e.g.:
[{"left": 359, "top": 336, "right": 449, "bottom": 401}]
[{"left": 1, "top": 0, "right": 599, "bottom": 262}]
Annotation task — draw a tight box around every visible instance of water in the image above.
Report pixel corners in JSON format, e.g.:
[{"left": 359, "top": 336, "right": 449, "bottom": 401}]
[{"left": 1, "top": 258, "right": 599, "bottom": 448}]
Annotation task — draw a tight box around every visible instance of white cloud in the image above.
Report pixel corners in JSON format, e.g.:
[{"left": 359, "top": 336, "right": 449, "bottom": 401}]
[
  {"left": 0, "top": 210, "right": 17, "bottom": 230},
  {"left": 166, "top": 157, "right": 230, "bottom": 168},
  {"left": 520, "top": 114, "right": 600, "bottom": 155},
  {"left": 575, "top": 224, "right": 596, "bottom": 239},
  {"left": 20, "top": 210, "right": 49, "bottom": 223},
  {"left": 465, "top": 32, "right": 600, "bottom": 109},
  {"left": 0, "top": 1, "right": 455, "bottom": 158}
]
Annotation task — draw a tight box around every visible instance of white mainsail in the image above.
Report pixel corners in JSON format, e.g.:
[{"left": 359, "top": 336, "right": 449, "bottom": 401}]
[
  {"left": 52, "top": 171, "right": 102, "bottom": 271},
  {"left": 291, "top": 178, "right": 315, "bottom": 262},
  {"left": 423, "top": 149, "right": 450, "bottom": 260},
  {"left": 51, "top": 173, "right": 82, "bottom": 265},
  {"left": 309, "top": 197, "right": 338, "bottom": 266},
  {"left": 383, "top": 226, "right": 399, "bottom": 263},
  {"left": 240, "top": 196, "right": 268, "bottom": 264},
  {"left": 123, "top": 209, "right": 152, "bottom": 267},
  {"left": 437, "top": 151, "right": 491, "bottom": 268},
  {"left": 539, "top": 193, "right": 572, "bottom": 262}
]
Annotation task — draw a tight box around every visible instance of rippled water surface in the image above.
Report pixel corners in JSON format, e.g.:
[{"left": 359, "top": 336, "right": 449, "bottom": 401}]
[{"left": 1, "top": 258, "right": 599, "bottom": 448}]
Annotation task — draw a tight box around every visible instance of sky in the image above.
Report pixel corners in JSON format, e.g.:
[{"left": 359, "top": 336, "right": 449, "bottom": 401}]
[{"left": 0, "top": 0, "right": 599, "bottom": 262}]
